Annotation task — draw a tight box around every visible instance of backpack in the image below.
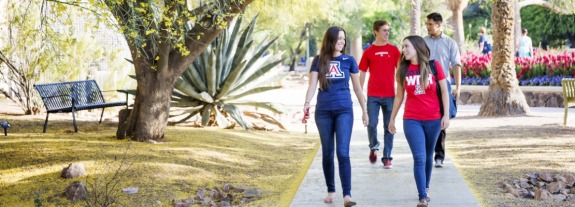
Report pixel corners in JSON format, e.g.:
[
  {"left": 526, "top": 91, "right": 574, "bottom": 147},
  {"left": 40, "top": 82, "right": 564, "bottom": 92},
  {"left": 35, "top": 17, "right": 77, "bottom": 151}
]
[
  {"left": 429, "top": 60, "right": 457, "bottom": 119},
  {"left": 484, "top": 41, "right": 492, "bottom": 52}
]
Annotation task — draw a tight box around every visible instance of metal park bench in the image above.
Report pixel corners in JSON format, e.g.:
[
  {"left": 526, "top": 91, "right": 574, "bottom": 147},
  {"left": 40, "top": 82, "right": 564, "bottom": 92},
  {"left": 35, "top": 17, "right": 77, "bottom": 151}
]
[
  {"left": 562, "top": 78, "right": 575, "bottom": 125},
  {"left": 34, "top": 80, "right": 127, "bottom": 133}
]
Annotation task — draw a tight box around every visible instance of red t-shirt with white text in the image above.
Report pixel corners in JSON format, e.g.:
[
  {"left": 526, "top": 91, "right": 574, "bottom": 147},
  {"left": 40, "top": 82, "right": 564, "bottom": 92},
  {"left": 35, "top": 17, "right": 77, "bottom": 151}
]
[
  {"left": 358, "top": 44, "right": 401, "bottom": 97},
  {"left": 403, "top": 61, "right": 446, "bottom": 120}
]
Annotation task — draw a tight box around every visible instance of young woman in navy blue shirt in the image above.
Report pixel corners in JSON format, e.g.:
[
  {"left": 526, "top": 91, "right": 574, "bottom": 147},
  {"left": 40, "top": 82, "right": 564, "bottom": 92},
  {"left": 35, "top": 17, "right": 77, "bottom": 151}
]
[{"left": 303, "top": 26, "right": 368, "bottom": 207}]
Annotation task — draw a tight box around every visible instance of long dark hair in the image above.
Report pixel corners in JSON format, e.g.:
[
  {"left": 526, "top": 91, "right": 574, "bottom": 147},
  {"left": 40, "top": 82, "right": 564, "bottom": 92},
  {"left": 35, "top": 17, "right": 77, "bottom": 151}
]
[
  {"left": 397, "top": 35, "right": 432, "bottom": 89},
  {"left": 318, "top": 26, "right": 346, "bottom": 90}
]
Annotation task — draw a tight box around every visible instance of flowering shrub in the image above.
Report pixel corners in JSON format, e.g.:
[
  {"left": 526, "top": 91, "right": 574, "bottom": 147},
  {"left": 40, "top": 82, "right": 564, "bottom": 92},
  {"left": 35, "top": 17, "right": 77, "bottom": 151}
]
[{"left": 459, "top": 50, "right": 575, "bottom": 86}]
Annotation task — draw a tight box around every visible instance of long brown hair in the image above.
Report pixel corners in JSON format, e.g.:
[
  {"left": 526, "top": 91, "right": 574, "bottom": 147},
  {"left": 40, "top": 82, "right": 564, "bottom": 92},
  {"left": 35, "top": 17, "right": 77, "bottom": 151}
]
[
  {"left": 318, "top": 26, "right": 347, "bottom": 90},
  {"left": 397, "top": 35, "right": 432, "bottom": 89}
]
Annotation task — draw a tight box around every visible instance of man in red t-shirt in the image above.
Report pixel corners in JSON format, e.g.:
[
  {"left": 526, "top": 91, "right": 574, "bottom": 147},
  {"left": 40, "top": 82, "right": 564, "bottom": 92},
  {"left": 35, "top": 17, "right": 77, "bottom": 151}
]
[{"left": 359, "top": 20, "right": 401, "bottom": 169}]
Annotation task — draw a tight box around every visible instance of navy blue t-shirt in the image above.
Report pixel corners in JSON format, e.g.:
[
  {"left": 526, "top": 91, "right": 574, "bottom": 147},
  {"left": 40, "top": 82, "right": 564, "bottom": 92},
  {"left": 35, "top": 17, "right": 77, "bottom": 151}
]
[{"left": 310, "top": 54, "right": 359, "bottom": 110}]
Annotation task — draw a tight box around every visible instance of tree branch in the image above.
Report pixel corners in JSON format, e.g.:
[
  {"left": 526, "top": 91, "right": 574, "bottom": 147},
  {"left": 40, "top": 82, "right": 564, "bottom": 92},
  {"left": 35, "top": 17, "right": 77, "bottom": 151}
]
[
  {"left": 173, "top": 0, "right": 255, "bottom": 75},
  {"left": 519, "top": 0, "right": 575, "bottom": 14}
]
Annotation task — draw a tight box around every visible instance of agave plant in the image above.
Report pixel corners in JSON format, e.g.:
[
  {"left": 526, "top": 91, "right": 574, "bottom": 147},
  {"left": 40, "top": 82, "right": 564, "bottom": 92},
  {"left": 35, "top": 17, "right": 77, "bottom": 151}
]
[{"left": 169, "top": 15, "right": 286, "bottom": 129}]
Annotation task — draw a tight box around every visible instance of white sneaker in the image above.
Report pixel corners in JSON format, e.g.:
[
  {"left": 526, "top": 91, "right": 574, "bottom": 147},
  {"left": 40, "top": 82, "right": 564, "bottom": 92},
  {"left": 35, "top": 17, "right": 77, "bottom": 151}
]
[{"left": 434, "top": 159, "right": 443, "bottom": 168}]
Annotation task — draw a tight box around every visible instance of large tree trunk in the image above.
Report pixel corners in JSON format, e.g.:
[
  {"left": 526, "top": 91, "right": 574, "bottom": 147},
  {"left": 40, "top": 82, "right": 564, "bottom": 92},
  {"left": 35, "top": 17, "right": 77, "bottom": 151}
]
[
  {"left": 448, "top": 0, "right": 469, "bottom": 54},
  {"left": 410, "top": 0, "right": 422, "bottom": 35},
  {"left": 110, "top": 0, "right": 255, "bottom": 141},
  {"left": 479, "top": 0, "right": 530, "bottom": 116},
  {"left": 116, "top": 59, "right": 175, "bottom": 141},
  {"left": 288, "top": 26, "right": 307, "bottom": 71}
]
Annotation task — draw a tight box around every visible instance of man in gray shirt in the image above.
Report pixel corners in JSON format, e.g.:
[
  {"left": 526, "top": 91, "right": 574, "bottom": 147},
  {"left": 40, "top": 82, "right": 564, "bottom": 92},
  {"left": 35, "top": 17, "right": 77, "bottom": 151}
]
[{"left": 424, "top": 12, "right": 462, "bottom": 168}]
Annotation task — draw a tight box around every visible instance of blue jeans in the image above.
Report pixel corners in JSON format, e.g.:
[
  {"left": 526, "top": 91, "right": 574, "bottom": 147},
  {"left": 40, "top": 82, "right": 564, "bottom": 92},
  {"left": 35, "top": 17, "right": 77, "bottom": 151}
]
[
  {"left": 315, "top": 107, "right": 354, "bottom": 197},
  {"left": 367, "top": 96, "right": 394, "bottom": 160},
  {"left": 403, "top": 119, "right": 442, "bottom": 200}
]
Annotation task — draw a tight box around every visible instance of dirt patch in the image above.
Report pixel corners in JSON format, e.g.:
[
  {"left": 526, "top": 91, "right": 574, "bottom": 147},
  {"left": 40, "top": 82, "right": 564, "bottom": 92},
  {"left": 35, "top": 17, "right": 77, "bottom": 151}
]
[{"left": 447, "top": 110, "right": 575, "bottom": 207}]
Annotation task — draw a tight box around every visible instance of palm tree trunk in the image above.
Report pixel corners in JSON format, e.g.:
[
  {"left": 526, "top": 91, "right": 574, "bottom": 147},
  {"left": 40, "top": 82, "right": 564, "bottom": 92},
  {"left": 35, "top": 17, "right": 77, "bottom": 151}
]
[
  {"left": 350, "top": 35, "right": 363, "bottom": 62},
  {"left": 448, "top": 0, "right": 469, "bottom": 53},
  {"left": 410, "top": 0, "right": 422, "bottom": 35},
  {"left": 479, "top": 0, "right": 530, "bottom": 116}
]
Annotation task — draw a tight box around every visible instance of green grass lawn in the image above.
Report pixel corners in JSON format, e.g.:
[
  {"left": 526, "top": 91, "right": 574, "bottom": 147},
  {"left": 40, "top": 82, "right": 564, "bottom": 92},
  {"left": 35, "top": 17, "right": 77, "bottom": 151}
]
[{"left": 0, "top": 117, "right": 319, "bottom": 206}]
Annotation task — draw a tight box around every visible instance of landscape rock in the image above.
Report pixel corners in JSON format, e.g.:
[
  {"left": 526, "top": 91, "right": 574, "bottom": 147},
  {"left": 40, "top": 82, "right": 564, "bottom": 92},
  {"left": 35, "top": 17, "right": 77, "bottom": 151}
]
[
  {"left": 243, "top": 188, "right": 261, "bottom": 199},
  {"left": 172, "top": 197, "right": 194, "bottom": 207},
  {"left": 552, "top": 194, "right": 567, "bottom": 202},
  {"left": 61, "top": 163, "right": 86, "bottom": 179},
  {"left": 232, "top": 185, "right": 247, "bottom": 193},
  {"left": 535, "top": 189, "right": 551, "bottom": 200},
  {"left": 519, "top": 178, "right": 530, "bottom": 188},
  {"left": 64, "top": 181, "right": 88, "bottom": 203},
  {"left": 564, "top": 174, "right": 575, "bottom": 187},
  {"left": 539, "top": 172, "right": 553, "bottom": 182},
  {"left": 175, "top": 184, "right": 261, "bottom": 207},
  {"left": 504, "top": 172, "right": 575, "bottom": 203},
  {"left": 547, "top": 182, "right": 564, "bottom": 194}
]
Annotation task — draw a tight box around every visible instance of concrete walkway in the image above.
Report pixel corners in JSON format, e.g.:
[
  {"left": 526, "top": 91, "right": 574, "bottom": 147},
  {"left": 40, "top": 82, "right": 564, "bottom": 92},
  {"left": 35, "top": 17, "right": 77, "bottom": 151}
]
[
  {"left": 290, "top": 105, "right": 480, "bottom": 207},
  {"left": 248, "top": 85, "right": 574, "bottom": 207}
]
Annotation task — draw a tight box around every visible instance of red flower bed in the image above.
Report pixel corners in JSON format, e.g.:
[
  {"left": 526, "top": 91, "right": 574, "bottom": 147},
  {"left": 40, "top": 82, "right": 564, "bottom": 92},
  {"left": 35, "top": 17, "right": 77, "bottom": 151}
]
[{"left": 460, "top": 50, "right": 575, "bottom": 86}]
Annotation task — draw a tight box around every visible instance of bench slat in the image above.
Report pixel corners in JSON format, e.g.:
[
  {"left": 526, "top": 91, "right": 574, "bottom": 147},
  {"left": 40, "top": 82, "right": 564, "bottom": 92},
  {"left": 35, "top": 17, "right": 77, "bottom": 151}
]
[{"left": 562, "top": 78, "right": 575, "bottom": 125}]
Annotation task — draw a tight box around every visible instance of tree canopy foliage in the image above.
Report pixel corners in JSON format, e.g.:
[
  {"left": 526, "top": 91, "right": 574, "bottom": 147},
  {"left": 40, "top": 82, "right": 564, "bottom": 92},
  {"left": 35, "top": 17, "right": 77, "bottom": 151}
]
[
  {"left": 521, "top": 5, "right": 575, "bottom": 48},
  {"left": 0, "top": 0, "right": 128, "bottom": 114},
  {"left": 464, "top": 0, "right": 575, "bottom": 48}
]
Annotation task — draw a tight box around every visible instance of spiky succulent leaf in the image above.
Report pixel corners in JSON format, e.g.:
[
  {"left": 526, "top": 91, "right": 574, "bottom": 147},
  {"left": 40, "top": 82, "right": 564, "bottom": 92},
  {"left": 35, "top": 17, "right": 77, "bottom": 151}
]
[
  {"left": 227, "top": 67, "right": 286, "bottom": 100},
  {"left": 216, "top": 60, "right": 247, "bottom": 99},
  {"left": 169, "top": 105, "right": 204, "bottom": 117},
  {"left": 207, "top": 49, "right": 217, "bottom": 96},
  {"left": 201, "top": 105, "right": 212, "bottom": 127},
  {"left": 221, "top": 103, "right": 249, "bottom": 130},
  {"left": 236, "top": 15, "right": 257, "bottom": 57},
  {"left": 184, "top": 64, "right": 207, "bottom": 92},
  {"left": 168, "top": 111, "right": 200, "bottom": 125},
  {"left": 199, "top": 91, "right": 214, "bottom": 103},
  {"left": 214, "top": 107, "right": 231, "bottom": 129},
  {"left": 229, "top": 58, "right": 284, "bottom": 95},
  {"left": 174, "top": 78, "right": 204, "bottom": 101},
  {"left": 227, "top": 101, "right": 286, "bottom": 114},
  {"left": 171, "top": 15, "right": 285, "bottom": 127},
  {"left": 224, "top": 86, "right": 282, "bottom": 101}
]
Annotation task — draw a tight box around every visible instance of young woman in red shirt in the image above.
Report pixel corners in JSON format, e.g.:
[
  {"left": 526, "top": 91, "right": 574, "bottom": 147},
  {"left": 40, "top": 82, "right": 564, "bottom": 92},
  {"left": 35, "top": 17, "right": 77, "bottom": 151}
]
[{"left": 388, "top": 35, "right": 450, "bottom": 207}]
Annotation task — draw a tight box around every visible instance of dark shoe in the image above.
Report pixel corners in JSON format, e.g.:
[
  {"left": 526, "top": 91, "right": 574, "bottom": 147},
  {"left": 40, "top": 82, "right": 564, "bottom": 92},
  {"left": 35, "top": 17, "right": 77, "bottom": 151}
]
[
  {"left": 344, "top": 199, "right": 357, "bottom": 207},
  {"left": 435, "top": 159, "right": 443, "bottom": 168},
  {"left": 369, "top": 150, "right": 377, "bottom": 164},
  {"left": 416, "top": 199, "right": 428, "bottom": 207}
]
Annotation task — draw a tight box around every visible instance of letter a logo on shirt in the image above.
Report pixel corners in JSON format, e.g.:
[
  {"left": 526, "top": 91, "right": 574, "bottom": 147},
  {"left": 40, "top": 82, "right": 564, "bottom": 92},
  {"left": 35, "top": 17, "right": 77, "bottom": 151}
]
[{"left": 327, "top": 61, "right": 344, "bottom": 78}]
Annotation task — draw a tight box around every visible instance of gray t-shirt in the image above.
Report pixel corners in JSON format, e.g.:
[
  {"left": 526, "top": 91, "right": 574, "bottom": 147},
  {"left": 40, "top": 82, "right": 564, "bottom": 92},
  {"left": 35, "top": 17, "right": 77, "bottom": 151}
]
[{"left": 424, "top": 33, "right": 461, "bottom": 83}]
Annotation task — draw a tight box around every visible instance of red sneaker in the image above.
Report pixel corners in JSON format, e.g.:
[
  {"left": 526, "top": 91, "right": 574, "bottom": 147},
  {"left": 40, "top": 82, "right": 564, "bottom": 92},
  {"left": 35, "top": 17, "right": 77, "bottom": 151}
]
[
  {"left": 369, "top": 150, "right": 377, "bottom": 164},
  {"left": 383, "top": 160, "right": 392, "bottom": 169}
]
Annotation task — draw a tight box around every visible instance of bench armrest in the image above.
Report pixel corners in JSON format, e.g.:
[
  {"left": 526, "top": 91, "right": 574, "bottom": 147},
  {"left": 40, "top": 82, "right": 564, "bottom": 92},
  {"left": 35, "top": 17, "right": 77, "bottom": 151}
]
[
  {"left": 116, "top": 89, "right": 136, "bottom": 107},
  {"left": 116, "top": 89, "right": 136, "bottom": 94},
  {"left": 101, "top": 90, "right": 119, "bottom": 93}
]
